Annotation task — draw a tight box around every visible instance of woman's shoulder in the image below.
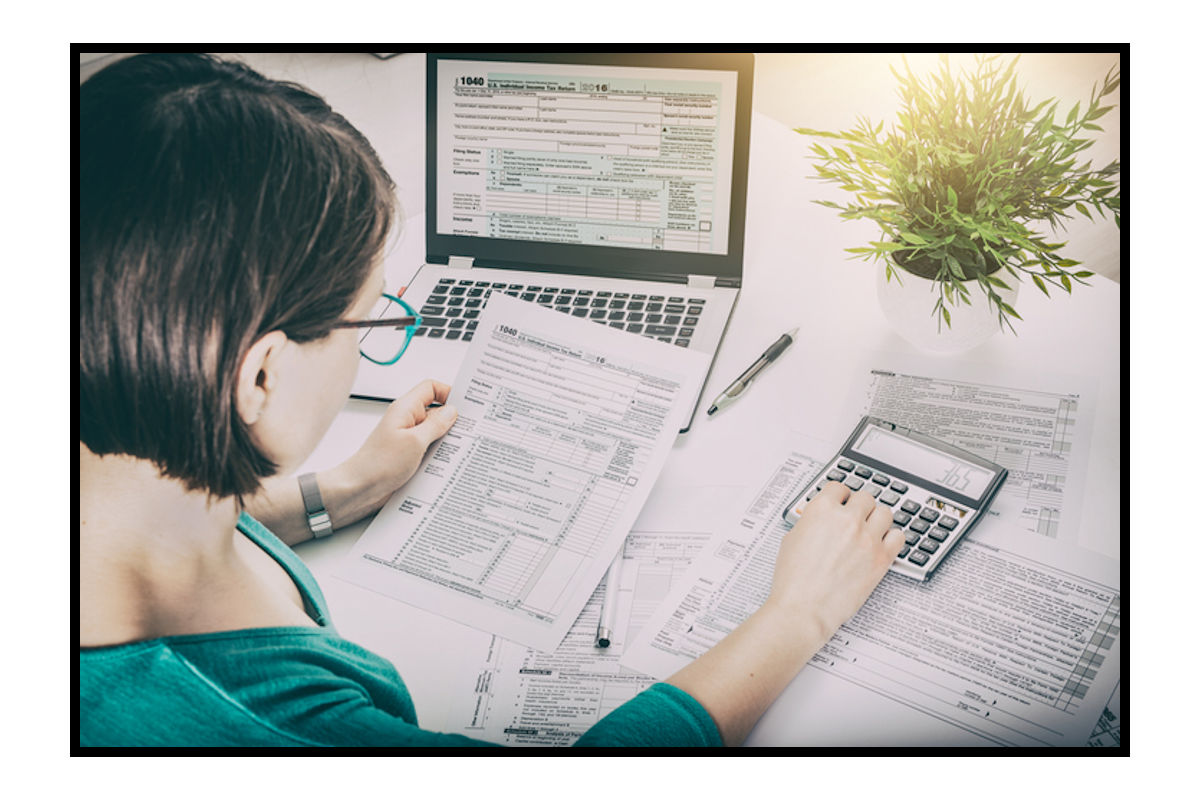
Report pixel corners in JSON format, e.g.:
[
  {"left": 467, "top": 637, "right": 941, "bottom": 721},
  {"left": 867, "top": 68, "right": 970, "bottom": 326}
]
[{"left": 78, "top": 628, "right": 419, "bottom": 747}]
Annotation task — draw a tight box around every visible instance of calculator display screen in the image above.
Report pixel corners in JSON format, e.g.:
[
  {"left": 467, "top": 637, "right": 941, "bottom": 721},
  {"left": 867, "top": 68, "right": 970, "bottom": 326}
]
[{"left": 852, "top": 425, "right": 995, "bottom": 500}]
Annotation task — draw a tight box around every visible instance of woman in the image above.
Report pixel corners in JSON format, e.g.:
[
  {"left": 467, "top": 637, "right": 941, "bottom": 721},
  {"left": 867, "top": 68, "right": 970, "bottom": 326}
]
[{"left": 78, "top": 53, "right": 904, "bottom": 747}]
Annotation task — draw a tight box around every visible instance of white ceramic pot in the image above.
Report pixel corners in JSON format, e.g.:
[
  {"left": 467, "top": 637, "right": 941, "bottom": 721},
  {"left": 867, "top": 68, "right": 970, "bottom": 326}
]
[{"left": 876, "top": 262, "right": 1019, "bottom": 354}]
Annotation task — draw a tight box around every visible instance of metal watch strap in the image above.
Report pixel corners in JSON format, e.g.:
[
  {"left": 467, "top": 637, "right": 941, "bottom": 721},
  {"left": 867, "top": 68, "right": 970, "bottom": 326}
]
[{"left": 298, "top": 472, "right": 333, "bottom": 539}]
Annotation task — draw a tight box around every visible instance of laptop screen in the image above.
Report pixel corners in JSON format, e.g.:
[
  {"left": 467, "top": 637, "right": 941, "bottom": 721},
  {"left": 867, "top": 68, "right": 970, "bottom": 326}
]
[
  {"left": 426, "top": 53, "right": 753, "bottom": 284},
  {"left": 435, "top": 57, "right": 738, "bottom": 257}
]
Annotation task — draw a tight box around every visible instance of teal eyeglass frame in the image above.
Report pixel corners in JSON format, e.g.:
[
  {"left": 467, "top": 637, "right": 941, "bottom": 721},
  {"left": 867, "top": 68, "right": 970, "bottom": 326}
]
[{"left": 332, "top": 292, "right": 422, "bottom": 365}]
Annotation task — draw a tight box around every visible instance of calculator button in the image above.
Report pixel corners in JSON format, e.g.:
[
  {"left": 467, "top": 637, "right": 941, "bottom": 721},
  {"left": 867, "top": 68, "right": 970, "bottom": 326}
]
[
  {"left": 892, "top": 511, "right": 912, "bottom": 527},
  {"left": 907, "top": 550, "right": 930, "bottom": 566},
  {"left": 826, "top": 469, "right": 847, "bottom": 482},
  {"left": 844, "top": 476, "right": 864, "bottom": 491},
  {"left": 865, "top": 485, "right": 881, "bottom": 498},
  {"left": 891, "top": 482, "right": 909, "bottom": 494},
  {"left": 918, "top": 507, "right": 940, "bottom": 523},
  {"left": 872, "top": 474, "right": 891, "bottom": 486},
  {"left": 854, "top": 466, "right": 873, "bottom": 479},
  {"left": 836, "top": 459, "right": 855, "bottom": 472},
  {"left": 918, "top": 539, "right": 940, "bottom": 554},
  {"left": 937, "top": 515, "right": 960, "bottom": 531},
  {"left": 879, "top": 490, "right": 900, "bottom": 506},
  {"left": 927, "top": 528, "right": 949, "bottom": 543},
  {"left": 904, "top": 530, "right": 921, "bottom": 546},
  {"left": 909, "top": 518, "right": 930, "bottom": 534},
  {"left": 897, "top": 545, "right": 911, "bottom": 559},
  {"left": 901, "top": 500, "right": 921, "bottom": 515}
]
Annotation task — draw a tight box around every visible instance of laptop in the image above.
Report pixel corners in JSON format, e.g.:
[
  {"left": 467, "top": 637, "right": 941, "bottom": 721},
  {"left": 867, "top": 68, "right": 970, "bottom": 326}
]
[{"left": 353, "top": 52, "right": 754, "bottom": 432}]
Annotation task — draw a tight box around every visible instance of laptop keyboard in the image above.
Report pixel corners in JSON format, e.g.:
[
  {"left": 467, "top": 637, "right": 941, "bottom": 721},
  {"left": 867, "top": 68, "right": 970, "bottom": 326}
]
[{"left": 411, "top": 278, "right": 708, "bottom": 347}]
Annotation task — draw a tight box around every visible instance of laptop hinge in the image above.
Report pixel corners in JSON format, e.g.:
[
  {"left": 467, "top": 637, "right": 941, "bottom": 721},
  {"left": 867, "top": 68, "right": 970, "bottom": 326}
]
[
  {"left": 687, "top": 274, "right": 717, "bottom": 289},
  {"left": 448, "top": 255, "right": 475, "bottom": 269}
]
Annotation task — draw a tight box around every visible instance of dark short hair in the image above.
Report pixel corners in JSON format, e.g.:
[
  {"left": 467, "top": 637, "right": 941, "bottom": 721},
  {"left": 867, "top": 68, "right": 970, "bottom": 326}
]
[{"left": 79, "top": 53, "right": 396, "bottom": 498}]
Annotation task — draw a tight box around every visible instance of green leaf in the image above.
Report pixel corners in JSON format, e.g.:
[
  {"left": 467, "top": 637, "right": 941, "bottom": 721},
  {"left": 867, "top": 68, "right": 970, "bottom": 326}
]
[
  {"left": 900, "top": 231, "right": 929, "bottom": 245},
  {"left": 1031, "top": 273, "right": 1050, "bottom": 297},
  {"left": 1075, "top": 202, "right": 1094, "bottom": 221}
]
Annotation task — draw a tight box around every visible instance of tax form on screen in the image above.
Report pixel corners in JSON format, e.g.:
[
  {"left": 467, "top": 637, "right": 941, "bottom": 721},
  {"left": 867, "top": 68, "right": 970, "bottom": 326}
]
[
  {"left": 436, "top": 57, "right": 739, "bottom": 255},
  {"left": 337, "top": 293, "right": 707, "bottom": 652}
]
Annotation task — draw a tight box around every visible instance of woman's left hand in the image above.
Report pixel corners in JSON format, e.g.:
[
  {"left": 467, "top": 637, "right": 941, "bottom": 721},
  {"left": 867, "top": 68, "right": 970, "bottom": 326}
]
[{"left": 340, "top": 379, "right": 458, "bottom": 515}]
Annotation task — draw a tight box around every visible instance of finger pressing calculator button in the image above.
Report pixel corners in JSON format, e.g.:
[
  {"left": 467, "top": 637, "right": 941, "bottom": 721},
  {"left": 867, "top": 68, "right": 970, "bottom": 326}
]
[
  {"left": 907, "top": 550, "right": 930, "bottom": 566},
  {"left": 844, "top": 476, "right": 864, "bottom": 491},
  {"left": 891, "top": 482, "right": 909, "bottom": 494},
  {"left": 866, "top": 485, "right": 882, "bottom": 498},
  {"left": 854, "top": 466, "right": 873, "bottom": 479},
  {"left": 937, "top": 515, "right": 959, "bottom": 531},
  {"left": 880, "top": 490, "right": 900, "bottom": 506},
  {"left": 918, "top": 507, "right": 940, "bottom": 523},
  {"left": 901, "top": 499, "right": 921, "bottom": 515}
]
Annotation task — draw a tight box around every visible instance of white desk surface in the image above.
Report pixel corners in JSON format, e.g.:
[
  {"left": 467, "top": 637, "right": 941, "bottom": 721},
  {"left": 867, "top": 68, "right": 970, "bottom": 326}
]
[{"left": 238, "top": 53, "right": 1121, "bottom": 740}]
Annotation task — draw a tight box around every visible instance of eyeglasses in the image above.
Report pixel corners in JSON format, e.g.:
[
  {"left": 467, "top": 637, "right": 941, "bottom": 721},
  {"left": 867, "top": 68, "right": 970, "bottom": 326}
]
[{"left": 332, "top": 292, "right": 422, "bottom": 365}]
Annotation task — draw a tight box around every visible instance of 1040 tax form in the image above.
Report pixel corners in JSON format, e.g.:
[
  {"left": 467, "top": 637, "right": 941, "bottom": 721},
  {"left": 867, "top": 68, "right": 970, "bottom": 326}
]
[{"left": 337, "top": 292, "right": 707, "bottom": 652}]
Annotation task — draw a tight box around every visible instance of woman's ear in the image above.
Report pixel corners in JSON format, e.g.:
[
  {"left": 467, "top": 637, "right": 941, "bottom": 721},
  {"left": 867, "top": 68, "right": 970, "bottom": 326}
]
[{"left": 235, "top": 331, "right": 290, "bottom": 427}]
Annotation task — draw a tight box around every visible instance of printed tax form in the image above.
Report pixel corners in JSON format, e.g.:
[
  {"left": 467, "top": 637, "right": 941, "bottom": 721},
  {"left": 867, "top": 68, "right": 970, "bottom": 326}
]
[{"left": 338, "top": 292, "right": 707, "bottom": 652}]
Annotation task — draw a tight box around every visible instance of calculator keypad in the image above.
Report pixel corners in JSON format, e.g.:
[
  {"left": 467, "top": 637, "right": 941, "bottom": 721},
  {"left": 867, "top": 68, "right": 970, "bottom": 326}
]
[{"left": 789, "top": 456, "right": 972, "bottom": 580}]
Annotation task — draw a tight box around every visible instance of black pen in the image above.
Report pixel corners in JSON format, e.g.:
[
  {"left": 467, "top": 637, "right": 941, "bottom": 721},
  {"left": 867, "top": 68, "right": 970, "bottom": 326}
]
[{"left": 706, "top": 327, "right": 798, "bottom": 416}]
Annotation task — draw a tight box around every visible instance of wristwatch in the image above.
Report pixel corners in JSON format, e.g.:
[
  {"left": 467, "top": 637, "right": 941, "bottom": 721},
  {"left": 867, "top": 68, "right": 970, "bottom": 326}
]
[{"left": 298, "top": 472, "right": 334, "bottom": 539}]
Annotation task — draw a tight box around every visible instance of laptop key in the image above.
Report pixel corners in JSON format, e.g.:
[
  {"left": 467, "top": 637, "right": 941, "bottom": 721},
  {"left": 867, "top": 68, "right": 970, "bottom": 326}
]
[
  {"left": 664, "top": 304, "right": 685, "bottom": 314},
  {"left": 645, "top": 325, "right": 677, "bottom": 336},
  {"left": 626, "top": 323, "right": 644, "bottom": 334},
  {"left": 422, "top": 317, "right": 447, "bottom": 327},
  {"left": 572, "top": 308, "right": 588, "bottom": 317},
  {"left": 674, "top": 339, "right": 690, "bottom": 347}
]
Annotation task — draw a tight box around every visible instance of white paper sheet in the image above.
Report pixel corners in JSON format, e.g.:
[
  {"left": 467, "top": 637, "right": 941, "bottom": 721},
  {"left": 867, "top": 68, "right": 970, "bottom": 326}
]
[
  {"left": 337, "top": 292, "right": 707, "bottom": 651},
  {"left": 622, "top": 439, "right": 1122, "bottom": 747},
  {"left": 444, "top": 530, "right": 711, "bottom": 745},
  {"left": 836, "top": 353, "right": 1097, "bottom": 546}
]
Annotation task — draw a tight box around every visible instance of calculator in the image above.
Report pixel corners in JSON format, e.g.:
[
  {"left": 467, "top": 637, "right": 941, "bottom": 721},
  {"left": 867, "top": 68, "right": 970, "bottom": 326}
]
[{"left": 782, "top": 416, "right": 1008, "bottom": 581}]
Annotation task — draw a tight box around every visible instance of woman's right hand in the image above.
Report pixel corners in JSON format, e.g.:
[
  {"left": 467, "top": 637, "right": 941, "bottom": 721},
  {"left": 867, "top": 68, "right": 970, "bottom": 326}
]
[{"left": 764, "top": 481, "right": 905, "bottom": 641}]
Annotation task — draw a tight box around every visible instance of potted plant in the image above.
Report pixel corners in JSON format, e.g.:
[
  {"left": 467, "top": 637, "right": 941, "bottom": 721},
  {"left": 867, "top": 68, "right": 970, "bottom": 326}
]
[{"left": 795, "top": 54, "right": 1120, "bottom": 348}]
